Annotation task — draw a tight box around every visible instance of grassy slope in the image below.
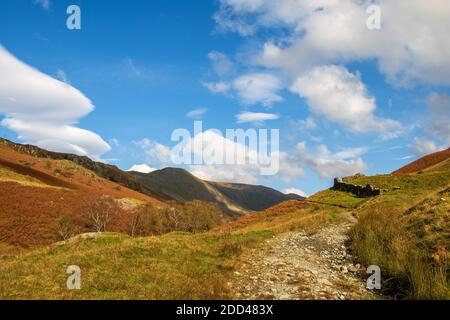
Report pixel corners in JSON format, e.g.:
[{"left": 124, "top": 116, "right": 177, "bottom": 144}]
[
  {"left": 0, "top": 149, "right": 165, "bottom": 247},
  {"left": 0, "top": 201, "right": 343, "bottom": 299},
  {"left": 309, "top": 159, "right": 450, "bottom": 299},
  {"left": 1, "top": 158, "right": 448, "bottom": 299}
]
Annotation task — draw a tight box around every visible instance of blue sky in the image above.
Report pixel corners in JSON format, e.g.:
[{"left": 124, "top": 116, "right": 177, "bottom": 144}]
[{"left": 0, "top": 0, "right": 449, "bottom": 196}]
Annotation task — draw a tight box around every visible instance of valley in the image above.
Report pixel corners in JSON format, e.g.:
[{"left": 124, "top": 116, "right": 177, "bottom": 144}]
[{"left": 0, "top": 139, "right": 448, "bottom": 300}]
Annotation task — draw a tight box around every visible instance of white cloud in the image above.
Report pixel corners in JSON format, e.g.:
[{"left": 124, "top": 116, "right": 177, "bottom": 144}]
[
  {"left": 189, "top": 164, "right": 259, "bottom": 184},
  {"left": 185, "top": 130, "right": 301, "bottom": 183},
  {"left": 135, "top": 129, "right": 302, "bottom": 184},
  {"left": 34, "top": 0, "right": 51, "bottom": 10},
  {"left": 290, "top": 65, "right": 403, "bottom": 137},
  {"left": 407, "top": 93, "right": 450, "bottom": 156},
  {"left": 217, "top": 0, "right": 450, "bottom": 87},
  {"left": 296, "top": 141, "right": 367, "bottom": 179},
  {"left": 203, "top": 73, "right": 283, "bottom": 106},
  {"left": 283, "top": 188, "right": 308, "bottom": 198},
  {"left": 134, "top": 138, "right": 172, "bottom": 164},
  {"left": 186, "top": 108, "right": 208, "bottom": 119},
  {"left": 0, "top": 46, "right": 110, "bottom": 158},
  {"left": 233, "top": 73, "right": 283, "bottom": 106},
  {"left": 236, "top": 112, "right": 278, "bottom": 123},
  {"left": 296, "top": 117, "right": 316, "bottom": 131},
  {"left": 202, "top": 81, "right": 231, "bottom": 95},
  {"left": 208, "top": 51, "right": 235, "bottom": 76},
  {"left": 426, "top": 93, "right": 450, "bottom": 145},
  {"left": 127, "top": 163, "right": 156, "bottom": 174},
  {"left": 408, "top": 137, "right": 444, "bottom": 157}
]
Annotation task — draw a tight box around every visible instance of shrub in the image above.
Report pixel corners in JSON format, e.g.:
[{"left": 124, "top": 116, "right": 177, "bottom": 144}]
[
  {"left": 57, "top": 215, "right": 72, "bottom": 240},
  {"left": 128, "top": 204, "right": 163, "bottom": 237},
  {"left": 160, "top": 201, "right": 223, "bottom": 233}
]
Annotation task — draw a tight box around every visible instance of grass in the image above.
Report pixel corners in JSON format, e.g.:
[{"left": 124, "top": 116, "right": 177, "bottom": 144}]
[
  {"left": 308, "top": 189, "right": 369, "bottom": 209},
  {"left": 347, "top": 161, "right": 450, "bottom": 299},
  {"left": 0, "top": 201, "right": 339, "bottom": 300},
  {"left": 0, "top": 159, "right": 448, "bottom": 300},
  {"left": 350, "top": 209, "right": 448, "bottom": 299},
  {"left": 0, "top": 165, "right": 58, "bottom": 189},
  {"left": 0, "top": 231, "right": 274, "bottom": 300}
]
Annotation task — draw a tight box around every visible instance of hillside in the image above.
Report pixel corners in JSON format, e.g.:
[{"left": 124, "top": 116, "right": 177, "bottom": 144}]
[
  {"left": 393, "top": 148, "right": 450, "bottom": 174},
  {"left": 0, "top": 138, "right": 172, "bottom": 202},
  {"left": 209, "top": 181, "right": 304, "bottom": 211},
  {"left": 0, "top": 200, "right": 341, "bottom": 299},
  {"left": 0, "top": 143, "right": 168, "bottom": 247},
  {"left": 129, "top": 168, "right": 303, "bottom": 215},
  {"left": 310, "top": 157, "right": 450, "bottom": 299}
]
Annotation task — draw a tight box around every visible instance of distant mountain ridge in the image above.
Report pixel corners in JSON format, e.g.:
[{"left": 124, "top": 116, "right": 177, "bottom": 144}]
[
  {"left": 0, "top": 138, "right": 304, "bottom": 215},
  {"left": 129, "top": 168, "right": 304, "bottom": 215}
]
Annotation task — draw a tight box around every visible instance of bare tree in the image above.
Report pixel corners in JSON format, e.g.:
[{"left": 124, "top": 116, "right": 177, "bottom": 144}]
[
  {"left": 163, "top": 207, "right": 182, "bottom": 231},
  {"left": 57, "top": 215, "right": 72, "bottom": 240},
  {"left": 128, "top": 210, "right": 141, "bottom": 237},
  {"left": 83, "top": 195, "right": 119, "bottom": 232}
]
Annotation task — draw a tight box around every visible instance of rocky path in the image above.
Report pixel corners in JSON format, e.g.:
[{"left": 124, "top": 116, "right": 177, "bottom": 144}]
[{"left": 231, "top": 216, "right": 379, "bottom": 300}]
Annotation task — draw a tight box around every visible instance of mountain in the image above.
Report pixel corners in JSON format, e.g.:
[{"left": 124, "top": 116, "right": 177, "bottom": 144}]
[
  {"left": 0, "top": 138, "right": 304, "bottom": 217},
  {"left": 0, "top": 138, "right": 173, "bottom": 201},
  {"left": 129, "top": 167, "right": 304, "bottom": 215},
  {"left": 208, "top": 181, "right": 305, "bottom": 211},
  {"left": 393, "top": 148, "right": 450, "bottom": 174}
]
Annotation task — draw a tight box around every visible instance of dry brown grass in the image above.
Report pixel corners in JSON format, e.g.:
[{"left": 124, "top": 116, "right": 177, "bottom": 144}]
[{"left": 350, "top": 208, "right": 448, "bottom": 299}]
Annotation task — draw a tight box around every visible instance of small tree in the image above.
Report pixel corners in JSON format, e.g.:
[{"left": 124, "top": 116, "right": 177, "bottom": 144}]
[
  {"left": 57, "top": 214, "right": 72, "bottom": 240},
  {"left": 146, "top": 205, "right": 163, "bottom": 235},
  {"left": 128, "top": 204, "right": 163, "bottom": 237},
  {"left": 83, "top": 195, "right": 119, "bottom": 232},
  {"left": 128, "top": 210, "right": 142, "bottom": 237}
]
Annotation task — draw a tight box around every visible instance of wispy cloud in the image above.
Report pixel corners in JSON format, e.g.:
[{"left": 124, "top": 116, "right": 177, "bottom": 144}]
[
  {"left": 122, "top": 58, "right": 149, "bottom": 78},
  {"left": 202, "top": 81, "right": 231, "bottom": 95},
  {"left": 34, "top": 0, "right": 51, "bottom": 11},
  {"left": 55, "top": 69, "right": 69, "bottom": 84},
  {"left": 208, "top": 51, "right": 234, "bottom": 76},
  {"left": 283, "top": 188, "right": 308, "bottom": 198},
  {"left": 187, "top": 108, "right": 208, "bottom": 119},
  {"left": 236, "top": 112, "right": 279, "bottom": 124},
  {"left": 233, "top": 73, "right": 283, "bottom": 107}
]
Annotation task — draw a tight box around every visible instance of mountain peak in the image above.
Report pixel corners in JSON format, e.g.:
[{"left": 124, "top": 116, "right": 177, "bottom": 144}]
[{"left": 127, "top": 164, "right": 156, "bottom": 174}]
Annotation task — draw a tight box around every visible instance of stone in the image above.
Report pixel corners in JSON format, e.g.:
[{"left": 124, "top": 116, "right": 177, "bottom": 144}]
[{"left": 348, "top": 265, "right": 359, "bottom": 273}]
